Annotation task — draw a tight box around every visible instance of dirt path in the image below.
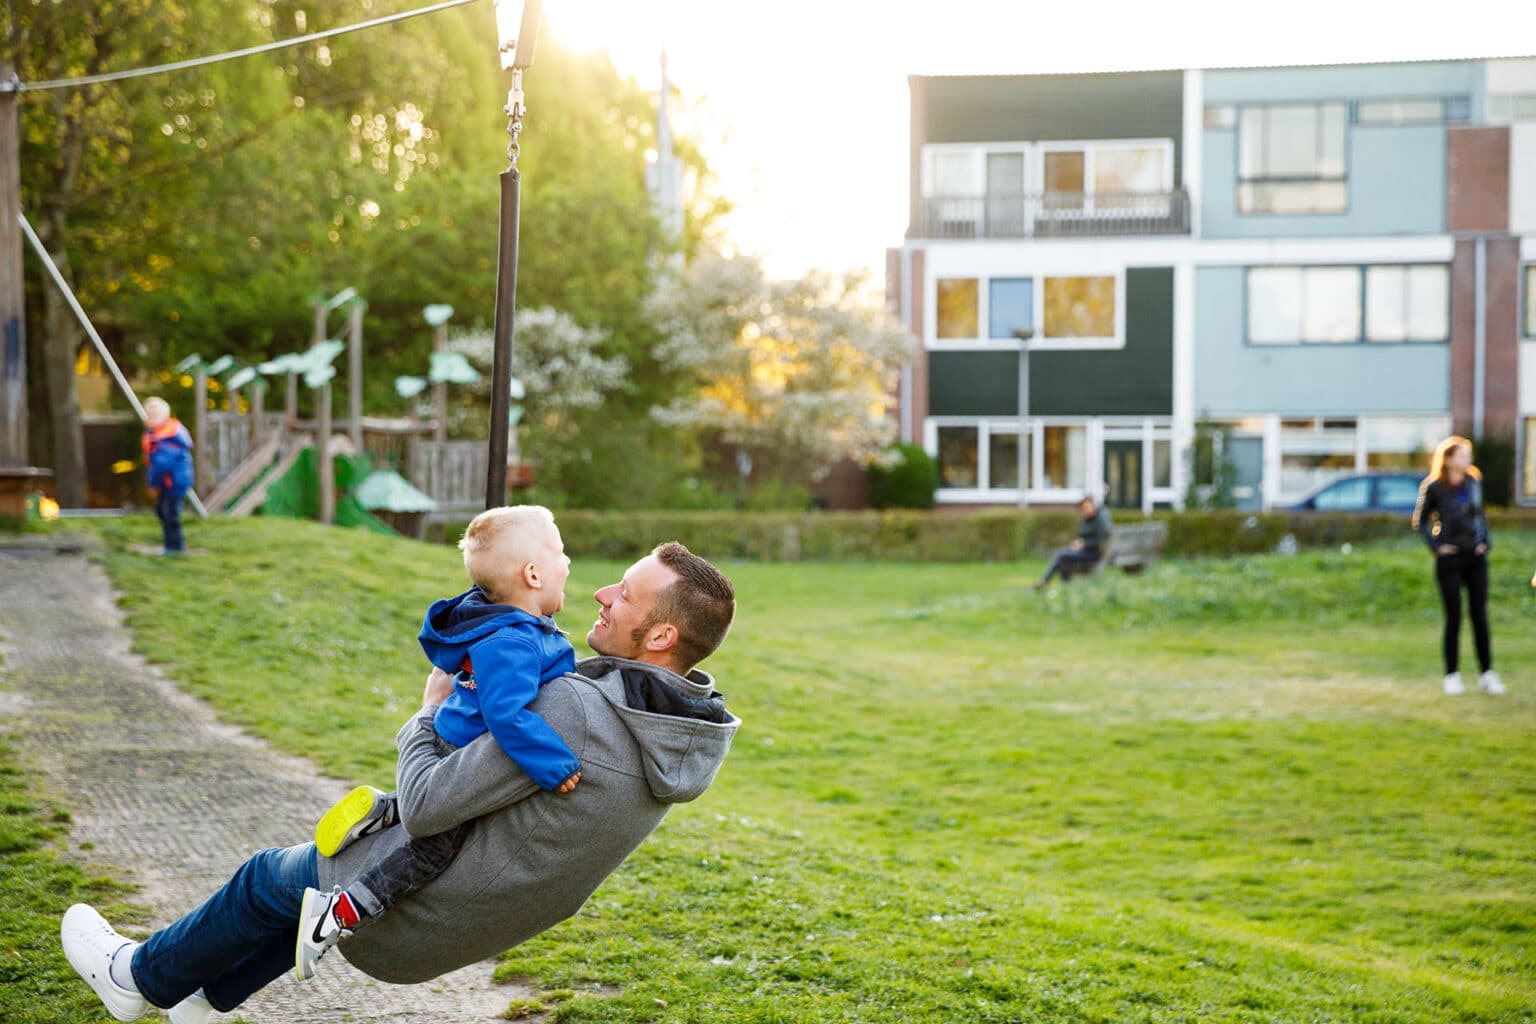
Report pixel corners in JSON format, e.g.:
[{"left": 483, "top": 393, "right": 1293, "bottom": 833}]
[{"left": 0, "top": 537, "right": 528, "bottom": 1022}]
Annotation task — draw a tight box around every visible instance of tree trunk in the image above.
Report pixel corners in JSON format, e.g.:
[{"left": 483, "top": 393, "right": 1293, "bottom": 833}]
[{"left": 38, "top": 206, "right": 87, "bottom": 507}]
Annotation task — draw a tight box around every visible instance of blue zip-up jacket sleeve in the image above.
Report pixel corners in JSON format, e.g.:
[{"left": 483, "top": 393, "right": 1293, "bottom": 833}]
[{"left": 467, "top": 634, "right": 582, "bottom": 791}]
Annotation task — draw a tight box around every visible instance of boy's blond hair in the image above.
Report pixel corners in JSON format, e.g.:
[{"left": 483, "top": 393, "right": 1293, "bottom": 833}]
[
  {"left": 459, "top": 505, "right": 557, "bottom": 603},
  {"left": 144, "top": 397, "right": 171, "bottom": 422}
]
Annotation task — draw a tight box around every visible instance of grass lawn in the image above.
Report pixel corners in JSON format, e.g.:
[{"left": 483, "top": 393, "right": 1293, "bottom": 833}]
[{"left": 8, "top": 515, "right": 1536, "bottom": 1022}]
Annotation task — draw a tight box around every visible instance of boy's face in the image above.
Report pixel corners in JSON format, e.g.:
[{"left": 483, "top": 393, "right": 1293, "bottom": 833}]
[{"left": 533, "top": 520, "right": 571, "bottom": 616}]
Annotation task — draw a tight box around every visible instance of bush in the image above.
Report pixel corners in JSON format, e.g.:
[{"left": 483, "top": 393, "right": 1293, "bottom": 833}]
[
  {"left": 867, "top": 443, "right": 937, "bottom": 509},
  {"left": 440, "top": 508, "right": 1536, "bottom": 563},
  {"left": 1475, "top": 432, "right": 1516, "bottom": 505}
]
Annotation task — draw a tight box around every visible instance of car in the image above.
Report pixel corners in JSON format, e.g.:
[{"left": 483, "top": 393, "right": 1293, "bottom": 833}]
[{"left": 1287, "top": 472, "right": 1424, "bottom": 514}]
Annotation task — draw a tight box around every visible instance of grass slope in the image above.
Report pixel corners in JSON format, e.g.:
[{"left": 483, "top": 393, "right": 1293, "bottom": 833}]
[{"left": 20, "top": 516, "right": 1536, "bottom": 1022}]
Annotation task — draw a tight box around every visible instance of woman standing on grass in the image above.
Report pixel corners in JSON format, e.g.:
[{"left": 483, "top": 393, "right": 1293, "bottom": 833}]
[{"left": 1412, "top": 436, "right": 1505, "bottom": 696}]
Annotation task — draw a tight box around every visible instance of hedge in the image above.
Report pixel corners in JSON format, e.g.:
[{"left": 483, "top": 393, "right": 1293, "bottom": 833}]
[{"left": 442, "top": 508, "right": 1536, "bottom": 563}]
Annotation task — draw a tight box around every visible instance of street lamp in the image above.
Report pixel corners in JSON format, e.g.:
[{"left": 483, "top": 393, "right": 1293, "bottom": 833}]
[
  {"left": 1013, "top": 327, "right": 1034, "bottom": 509},
  {"left": 485, "top": 0, "right": 542, "bottom": 510}
]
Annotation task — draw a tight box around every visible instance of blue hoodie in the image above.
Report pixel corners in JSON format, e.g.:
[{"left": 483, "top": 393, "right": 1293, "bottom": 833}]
[
  {"left": 418, "top": 587, "right": 579, "bottom": 791},
  {"left": 141, "top": 418, "right": 194, "bottom": 494}
]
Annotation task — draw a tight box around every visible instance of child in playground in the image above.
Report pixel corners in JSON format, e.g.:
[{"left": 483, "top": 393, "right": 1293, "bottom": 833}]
[
  {"left": 295, "top": 504, "right": 582, "bottom": 979},
  {"left": 141, "top": 397, "right": 194, "bottom": 555}
]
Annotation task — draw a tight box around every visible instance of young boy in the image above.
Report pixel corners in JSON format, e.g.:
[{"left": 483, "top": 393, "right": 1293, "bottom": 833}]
[
  {"left": 295, "top": 505, "right": 581, "bottom": 978},
  {"left": 141, "top": 397, "right": 194, "bottom": 555}
]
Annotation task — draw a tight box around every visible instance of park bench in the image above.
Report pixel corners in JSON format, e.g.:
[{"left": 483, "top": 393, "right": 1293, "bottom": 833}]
[{"left": 1081, "top": 520, "right": 1168, "bottom": 576}]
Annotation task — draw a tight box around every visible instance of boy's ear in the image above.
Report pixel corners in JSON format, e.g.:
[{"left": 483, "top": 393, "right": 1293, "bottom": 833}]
[{"left": 522, "top": 562, "right": 541, "bottom": 589}]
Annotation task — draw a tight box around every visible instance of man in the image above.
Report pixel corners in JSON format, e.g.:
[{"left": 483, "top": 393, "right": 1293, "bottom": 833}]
[
  {"left": 61, "top": 542, "right": 739, "bottom": 1023},
  {"left": 1034, "top": 494, "right": 1113, "bottom": 589}
]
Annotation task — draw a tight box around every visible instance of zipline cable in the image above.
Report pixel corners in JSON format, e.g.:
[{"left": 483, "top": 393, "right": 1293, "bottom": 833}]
[
  {"left": 10, "top": 0, "right": 483, "bottom": 93},
  {"left": 17, "top": 211, "right": 209, "bottom": 518}
]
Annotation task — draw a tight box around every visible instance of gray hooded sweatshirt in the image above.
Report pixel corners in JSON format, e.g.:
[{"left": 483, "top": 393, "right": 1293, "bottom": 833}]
[{"left": 319, "top": 655, "right": 739, "bottom": 983}]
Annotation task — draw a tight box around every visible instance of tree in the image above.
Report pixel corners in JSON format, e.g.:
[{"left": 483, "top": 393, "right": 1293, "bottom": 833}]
[
  {"left": 446, "top": 307, "right": 628, "bottom": 434},
  {"left": 6, "top": 3, "right": 705, "bottom": 502},
  {"left": 645, "top": 249, "right": 914, "bottom": 496}
]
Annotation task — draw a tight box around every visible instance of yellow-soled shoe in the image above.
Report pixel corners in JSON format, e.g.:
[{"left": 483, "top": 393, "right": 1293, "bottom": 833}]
[{"left": 314, "top": 785, "right": 397, "bottom": 857}]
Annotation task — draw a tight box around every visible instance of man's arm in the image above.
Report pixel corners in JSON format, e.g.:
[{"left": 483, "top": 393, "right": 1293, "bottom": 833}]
[{"left": 393, "top": 672, "right": 589, "bottom": 838}]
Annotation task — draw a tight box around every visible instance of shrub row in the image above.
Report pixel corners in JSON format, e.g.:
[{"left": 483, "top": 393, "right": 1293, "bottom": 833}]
[{"left": 482, "top": 508, "right": 1536, "bottom": 563}]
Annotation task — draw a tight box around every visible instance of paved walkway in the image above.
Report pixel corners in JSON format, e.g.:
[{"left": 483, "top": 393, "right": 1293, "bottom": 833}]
[{"left": 0, "top": 537, "right": 526, "bottom": 1022}]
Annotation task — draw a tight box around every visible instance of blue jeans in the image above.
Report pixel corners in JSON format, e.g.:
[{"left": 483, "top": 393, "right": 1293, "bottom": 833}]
[
  {"left": 130, "top": 844, "right": 318, "bottom": 1012},
  {"left": 155, "top": 488, "right": 185, "bottom": 553}
]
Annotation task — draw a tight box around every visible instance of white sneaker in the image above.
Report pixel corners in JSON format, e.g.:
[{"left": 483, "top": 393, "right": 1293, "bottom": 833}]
[
  {"left": 60, "top": 904, "right": 148, "bottom": 1022},
  {"left": 1478, "top": 670, "right": 1506, "bottom": 695},
  {"left": 295, "top": 886, "right": 351, "bottom": 980},
  {"left": 168, "top": 991, "right": 213, "bottom": 1024},
  {"left": 1442, "top": 672, "right": 1465, "bottom": 695}
]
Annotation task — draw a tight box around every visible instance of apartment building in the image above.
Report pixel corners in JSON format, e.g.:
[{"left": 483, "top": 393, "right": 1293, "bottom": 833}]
[{"left": 888, "top": 57, "right": 1536, "bottom": 510}]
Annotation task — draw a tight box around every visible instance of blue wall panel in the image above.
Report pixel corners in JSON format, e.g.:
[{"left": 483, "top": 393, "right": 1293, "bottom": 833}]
[{"left": 1192, "top": 267, "right": 1450, "bottom": 415}]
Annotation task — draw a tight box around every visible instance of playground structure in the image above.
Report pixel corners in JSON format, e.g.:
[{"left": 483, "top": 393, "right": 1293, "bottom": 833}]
[{"left": 187, "top": 294, "right": 529, "bottom": 536}]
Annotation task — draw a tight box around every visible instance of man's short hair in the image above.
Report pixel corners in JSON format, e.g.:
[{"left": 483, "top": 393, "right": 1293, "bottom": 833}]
[
  {"left": 459, "top": 505, "right": 555, "bottom": 602},
  {"left": 643, "top": 541, "right": 735, "bottom": 672}
]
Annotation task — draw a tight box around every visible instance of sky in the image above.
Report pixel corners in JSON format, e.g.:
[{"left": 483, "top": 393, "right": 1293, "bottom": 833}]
[{"left": 544, "top": 0, "right": 1533, "bottom": 280}]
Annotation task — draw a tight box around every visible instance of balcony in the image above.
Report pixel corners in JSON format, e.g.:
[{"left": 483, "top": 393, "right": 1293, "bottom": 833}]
[{"left": 913, "top": 189, "right": 1190, "bottom": 239}]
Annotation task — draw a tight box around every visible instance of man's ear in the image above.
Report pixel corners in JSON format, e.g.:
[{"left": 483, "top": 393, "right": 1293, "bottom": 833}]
[{"left": 644, "top": 622, "right": 678, "bottom": 653}]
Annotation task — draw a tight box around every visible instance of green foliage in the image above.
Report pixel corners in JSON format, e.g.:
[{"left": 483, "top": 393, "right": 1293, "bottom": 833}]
[
  {"left": 1474, "top": 432, "right": 1516, "bottom": 505},
  {"left": 0, "top": 741, "right": 144, "bottom": 1024},
  {"left": 1184, "top": 419, "right": 1237, "bottom": 509},
  {"left": 79, "top": 517, "right": 1536, "bottom": 1023},
  {"left": 430, "top": 508, "right": 1536, "bottom": 563},
  {"left": 868, "top": 443, "right": 937, "bottom": 509}
]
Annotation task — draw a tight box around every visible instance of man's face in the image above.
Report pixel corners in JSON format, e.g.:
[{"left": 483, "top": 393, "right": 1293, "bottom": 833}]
[{"left": 587, "top": 554, "right": 680, "bottom": 660}]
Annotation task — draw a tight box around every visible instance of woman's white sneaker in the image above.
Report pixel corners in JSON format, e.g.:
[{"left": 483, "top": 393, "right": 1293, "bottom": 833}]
[
  {"left": 1478, "top": 670, "right": 1506, "bottom": 695},
  {"left": 1442, "top": 672, "right": 1465, "bottom": 695}
]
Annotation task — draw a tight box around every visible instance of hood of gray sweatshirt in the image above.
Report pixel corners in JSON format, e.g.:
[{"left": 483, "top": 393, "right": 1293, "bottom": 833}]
[{"left": 323, "top": 656, "right": 739, "bottom": 983}]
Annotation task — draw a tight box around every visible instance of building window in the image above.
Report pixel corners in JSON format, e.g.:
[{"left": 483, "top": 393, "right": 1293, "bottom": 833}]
[
  {"left": 1204, "top": 104, "right": 1236, "bottom": 130},
  {"left": 987, "top": 278, "right": 1034, "bottom": 341},
  {"left": 1248, "top": 265, "right": 1449, "bottom": 345},
  {"left": 1365, "top": 265, "right": 1449, "bottom": 342},
  {"left": 1152, "top": 439, "right": 1172, "bottom": 488},
  {"left": 1524, "top": 419, "right": 1536, "bottom": 501},
  {"left": 1363, "top": 416, "right": 1447, "bottom": 469},
  {"left": 1355, "top": 98, "right": 1466, "bottom": 125},
  {"left": 1043, "top": 276, "right": 1116, "bottom": 340},
  {"left": 989, "top": 430, "right": 1023, "bottom": 489},
  {"left": 936, "top": 278, "right": 979, "bottom": 339},
  {"left": 1041, "top": 425, "right": 1087, "bottom": 490},
  {"left": 937, "top": 425, "right": 979, "bottom": 488},
  {"left": 1526, "top": 266, "right": 1536, "bottom": 338},
  {"left": 1041, "top": 141, "right": 1171, "bottom": 212},
  {"left": 1279, "top": 418, "right": 1356, "bottom": 496},
  {"left": 1248, "top": 267, "right": 1360, "bottom": 344},
  {"left": 1237, "top": 101, "right": 1347, "bottom": 214}
]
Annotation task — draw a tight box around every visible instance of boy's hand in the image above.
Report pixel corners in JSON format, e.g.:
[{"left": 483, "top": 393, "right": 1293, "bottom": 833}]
[
  {"left": 423, "top": 667, "right": 456, "bottom": 706},
  {"left": 555, "top": 771, "right": 581, "bottom": 794}
]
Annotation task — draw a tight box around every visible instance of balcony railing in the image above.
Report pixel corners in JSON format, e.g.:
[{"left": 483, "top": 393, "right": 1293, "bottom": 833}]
[{"left": 914, "top": 189, "right": 1190, "bottom": 239}]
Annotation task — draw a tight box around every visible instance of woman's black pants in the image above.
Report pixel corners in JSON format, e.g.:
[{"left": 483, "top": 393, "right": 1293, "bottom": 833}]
[{"left": 1434, "top": 551, "right": 1491, "bottom": 674}]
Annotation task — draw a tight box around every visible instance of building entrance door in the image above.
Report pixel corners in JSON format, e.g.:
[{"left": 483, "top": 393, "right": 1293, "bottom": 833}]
[{"left": 1103, "top": 440, "right": 1142, "bottom": 510}]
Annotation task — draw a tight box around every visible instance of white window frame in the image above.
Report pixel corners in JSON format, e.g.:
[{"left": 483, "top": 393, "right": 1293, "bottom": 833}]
[
  {"left": 1236, "top": 100, "right": 1349, "bottom": 215},
  {"left": 1035, "top": 138, "right": 1176, "bottom": 209},
  {"left": 928, "top": 269, "right": 1126, "bottom": 352},
  {"left": 1246, "top": 263, "right": 1450, "bottom": 346}
]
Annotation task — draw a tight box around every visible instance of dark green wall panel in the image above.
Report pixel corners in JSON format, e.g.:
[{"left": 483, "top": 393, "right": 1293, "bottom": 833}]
[
  {"left": 926, "top": 267, "right": 1174, "bottom": 417},
  {"left": 920, "top": 73, "right": 1185, "bottom": 183},
  {"left": 929, "top": 351, "right": 1020, "bottom": 416},
  {"left": 1030, "top": 267, "right": 1173, "bottom": 415}
]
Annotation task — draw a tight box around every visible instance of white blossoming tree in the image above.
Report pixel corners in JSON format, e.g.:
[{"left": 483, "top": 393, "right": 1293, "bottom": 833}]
[
  {"left": 645, "top": 250, "right": 915, "bottom": 492},
  {"left": 446, "top": 307, "right": 629, "bottom": 466}
]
